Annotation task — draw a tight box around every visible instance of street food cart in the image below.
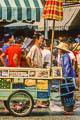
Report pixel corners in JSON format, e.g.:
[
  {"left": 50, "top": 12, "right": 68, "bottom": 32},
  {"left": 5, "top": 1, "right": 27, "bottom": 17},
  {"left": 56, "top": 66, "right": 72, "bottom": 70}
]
[
  {"left": 0, "top": 67, "right": 63, "bottom": 116},
  {"left": 0, "top": 0, "right": 76, "bottom": 117}
]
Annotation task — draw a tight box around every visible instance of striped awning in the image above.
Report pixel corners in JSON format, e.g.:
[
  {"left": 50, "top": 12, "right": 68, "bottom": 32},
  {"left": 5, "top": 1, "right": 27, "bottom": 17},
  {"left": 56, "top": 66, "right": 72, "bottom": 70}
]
[{"left": 0, "top": 0, "right": 43, "bottom": 22}]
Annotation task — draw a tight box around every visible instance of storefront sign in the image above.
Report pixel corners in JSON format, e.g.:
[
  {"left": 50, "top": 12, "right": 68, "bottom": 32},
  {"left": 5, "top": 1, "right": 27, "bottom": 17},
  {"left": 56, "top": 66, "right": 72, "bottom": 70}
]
[{"left": 65, "top": 0, "right": 79, "bottom": 3}]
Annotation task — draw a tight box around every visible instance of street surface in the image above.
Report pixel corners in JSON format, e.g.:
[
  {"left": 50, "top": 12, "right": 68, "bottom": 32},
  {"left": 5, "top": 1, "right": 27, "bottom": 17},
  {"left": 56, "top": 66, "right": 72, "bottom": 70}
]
[{"left": 0, "top": 101, "right": 80, "bottom": 120}]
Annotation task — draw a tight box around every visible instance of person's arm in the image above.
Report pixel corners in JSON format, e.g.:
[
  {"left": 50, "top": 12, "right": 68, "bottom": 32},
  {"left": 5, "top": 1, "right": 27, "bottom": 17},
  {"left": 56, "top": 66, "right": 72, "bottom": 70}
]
[
  {"left": 57, "top": 54, "right": 61, "bottom": 67},
  {"left": 0, "top": 53, "right": 7, "bottom": 67},
  {"left": 72, "top": 58, "right": 76, "bottom": 70},
  {"left": 26, "top": 56, "right": 33, "bottom": 67},
  {"left": 13, "top": 54, "right": 18, "bottom": 67},
  {"left": 26, "top": 46, "right": 36, "bottom": 67}
]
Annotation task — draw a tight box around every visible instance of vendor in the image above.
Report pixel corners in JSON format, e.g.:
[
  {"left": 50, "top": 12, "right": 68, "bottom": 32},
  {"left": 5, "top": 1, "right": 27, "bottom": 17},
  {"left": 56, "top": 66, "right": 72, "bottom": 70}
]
[{"left": 55, "top": 42, "right": 76, "bottom": 114}]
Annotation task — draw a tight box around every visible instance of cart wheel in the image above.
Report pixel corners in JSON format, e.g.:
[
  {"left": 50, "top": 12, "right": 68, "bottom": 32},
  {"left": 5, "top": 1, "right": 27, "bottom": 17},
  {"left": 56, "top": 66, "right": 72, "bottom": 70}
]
[{"left": 7, "top": 90, "right": 34, "bottom": 117}]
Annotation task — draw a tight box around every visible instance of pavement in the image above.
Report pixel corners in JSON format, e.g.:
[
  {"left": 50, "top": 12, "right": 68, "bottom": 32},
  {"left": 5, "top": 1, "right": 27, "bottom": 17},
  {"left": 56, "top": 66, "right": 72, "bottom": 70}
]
[
  {"left": 0, "top": 90, "right": 80, "bottom": 120},
  {"left": 0, "top": 100, "right": 80, "bottom": 120}
]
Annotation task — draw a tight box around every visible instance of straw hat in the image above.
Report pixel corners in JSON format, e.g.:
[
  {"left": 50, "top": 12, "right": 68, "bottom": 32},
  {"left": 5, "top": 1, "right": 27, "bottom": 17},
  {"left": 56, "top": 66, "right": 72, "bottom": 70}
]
[
  {"left": 55, "top": 42, "right": 70, "bottom": 52},
  {"left": 72, "top": 43, "right": 79, "bottom": 51},
  {"left": 76, "top": 45, "right": 80, "bottom": 51}
]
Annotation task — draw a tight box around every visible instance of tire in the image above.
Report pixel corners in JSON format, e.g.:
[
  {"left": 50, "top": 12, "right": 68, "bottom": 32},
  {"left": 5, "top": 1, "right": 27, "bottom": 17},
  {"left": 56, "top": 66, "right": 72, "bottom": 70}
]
[{"left": 7, "top": 90, "right": 34, "bottom": 117}]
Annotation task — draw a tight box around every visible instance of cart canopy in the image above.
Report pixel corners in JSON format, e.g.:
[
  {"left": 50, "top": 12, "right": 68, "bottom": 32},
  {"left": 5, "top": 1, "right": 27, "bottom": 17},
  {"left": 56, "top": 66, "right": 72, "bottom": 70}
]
[{"left": 0, "top": 0, "right": 43, "bottom": 22}]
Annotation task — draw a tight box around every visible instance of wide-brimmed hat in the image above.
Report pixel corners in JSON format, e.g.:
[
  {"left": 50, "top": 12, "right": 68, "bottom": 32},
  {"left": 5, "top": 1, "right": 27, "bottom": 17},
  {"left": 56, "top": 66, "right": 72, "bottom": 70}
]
[
  {"left": 54, "top": 42, "right": 70, "bottom": 52},
  {"left": 76, "top": 45, "right": 80, "bottom": 51},
  {"left": 72, "top": 43, "right": 79, "bottom": 51}
]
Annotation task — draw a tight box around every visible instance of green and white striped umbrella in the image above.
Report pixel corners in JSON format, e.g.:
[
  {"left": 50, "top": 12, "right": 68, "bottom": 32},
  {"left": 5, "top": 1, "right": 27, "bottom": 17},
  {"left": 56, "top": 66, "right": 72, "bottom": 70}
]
[{"left": 0, "top": 0, "right": 43, "bottom": 22}]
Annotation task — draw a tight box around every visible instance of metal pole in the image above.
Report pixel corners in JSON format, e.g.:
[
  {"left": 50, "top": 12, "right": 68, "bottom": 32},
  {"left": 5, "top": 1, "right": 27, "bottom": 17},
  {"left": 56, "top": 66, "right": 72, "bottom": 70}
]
[
  {"left": 42, "top": 0, "right": 48, "bottom": 39},
  {"left": 50, "top": 20, "right": 55, "bottom": 75},
  {"left": 44, "top": 20, "right": 48, "bottom": 39}
]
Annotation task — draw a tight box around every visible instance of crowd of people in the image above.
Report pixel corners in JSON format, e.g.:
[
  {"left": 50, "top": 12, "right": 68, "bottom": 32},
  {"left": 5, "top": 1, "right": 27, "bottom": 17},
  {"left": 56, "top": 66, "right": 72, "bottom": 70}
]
[
  {"left": 0, "top": 31, "right": 80, "bottom": 113},
  {"left": 54, "top": 35, "right": 80, "bottom": 91},
  {"left": 0, "top": 32, "right": 80, "bottom": 91},
  {"left": 0, "top": 32, "right": 52, "bottom": 68}
]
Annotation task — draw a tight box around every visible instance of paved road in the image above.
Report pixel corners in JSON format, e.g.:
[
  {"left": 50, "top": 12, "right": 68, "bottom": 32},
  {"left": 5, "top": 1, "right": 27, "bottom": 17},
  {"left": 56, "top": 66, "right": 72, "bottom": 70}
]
[{"left": 0, "top": 102, "right": 80, "bottom": 120}]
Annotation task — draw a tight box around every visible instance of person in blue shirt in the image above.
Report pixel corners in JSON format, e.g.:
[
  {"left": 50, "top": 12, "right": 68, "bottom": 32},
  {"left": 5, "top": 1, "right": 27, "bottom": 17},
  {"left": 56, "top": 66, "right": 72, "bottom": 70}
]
[
  {"left": 75, "top": 34, "right": 80, "bottom": 42},
  {"left": 55, "top": 42, "right": 76, "bottom": 78},
  {"left": 1, "top": 33, "right": 14, "bottom": 113},
  {"left": 2, "top": 33, "right": 14, "bottom": 66},
  {"left": 55, "top": 42, "right": 76, "bottom": 114}
]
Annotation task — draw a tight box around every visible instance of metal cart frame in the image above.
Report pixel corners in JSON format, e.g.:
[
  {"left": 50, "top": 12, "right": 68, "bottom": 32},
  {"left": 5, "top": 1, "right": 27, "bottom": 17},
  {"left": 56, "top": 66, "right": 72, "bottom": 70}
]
[{"left": 0, "top": 67, "right": 62, "bottom": 116}]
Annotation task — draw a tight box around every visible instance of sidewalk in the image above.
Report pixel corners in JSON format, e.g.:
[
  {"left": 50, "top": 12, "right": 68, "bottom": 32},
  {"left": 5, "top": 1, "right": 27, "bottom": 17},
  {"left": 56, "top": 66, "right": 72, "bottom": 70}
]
[{"left": 74, "top": 90, "right": 80, "bottom": 101}]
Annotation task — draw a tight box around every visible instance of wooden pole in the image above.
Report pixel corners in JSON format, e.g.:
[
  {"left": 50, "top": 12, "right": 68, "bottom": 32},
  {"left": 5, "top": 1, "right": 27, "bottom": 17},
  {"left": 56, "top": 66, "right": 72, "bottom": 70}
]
[{"left": 50, "top": 19, "right": 55, "bottom": 75}]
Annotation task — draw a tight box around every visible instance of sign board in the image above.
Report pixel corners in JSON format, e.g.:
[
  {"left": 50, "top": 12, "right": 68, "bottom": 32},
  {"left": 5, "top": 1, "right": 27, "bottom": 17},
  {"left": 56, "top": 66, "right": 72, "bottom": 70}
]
[{"left": 64, "top": 0, "right": 79, "bottom": 3}]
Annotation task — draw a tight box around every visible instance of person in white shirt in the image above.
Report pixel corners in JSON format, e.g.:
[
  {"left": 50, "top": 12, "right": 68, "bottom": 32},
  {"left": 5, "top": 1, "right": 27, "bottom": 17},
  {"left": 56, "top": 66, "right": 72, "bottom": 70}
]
[
  {"left": 42, "top": 39, "right": 51, "bottom": 68},
  {"left": 26, "top": 33, "right": 43, "bottom": 68}
]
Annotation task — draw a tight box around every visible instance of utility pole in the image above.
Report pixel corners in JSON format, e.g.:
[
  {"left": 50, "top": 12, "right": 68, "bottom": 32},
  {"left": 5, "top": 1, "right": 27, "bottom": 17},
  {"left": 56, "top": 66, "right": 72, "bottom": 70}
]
[{"left": 41, "top": 0, "right": 48, "bottom": 39}]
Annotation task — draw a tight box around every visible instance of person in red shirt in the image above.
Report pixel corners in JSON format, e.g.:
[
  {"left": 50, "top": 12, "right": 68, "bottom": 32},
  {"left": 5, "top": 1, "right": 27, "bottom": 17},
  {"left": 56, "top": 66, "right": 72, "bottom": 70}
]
[
  {"left": 0, "top": 37, "right": 24, "bottom": 112},
  {"left": 0, "top": 37, "right": 23, "bottom": 67}
]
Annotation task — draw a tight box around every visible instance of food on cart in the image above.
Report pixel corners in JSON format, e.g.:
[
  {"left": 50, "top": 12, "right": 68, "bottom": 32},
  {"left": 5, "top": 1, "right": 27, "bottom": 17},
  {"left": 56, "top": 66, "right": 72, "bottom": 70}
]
[
  {"left": 9, "top": 71, "right": 18, "bottom": 77},
  {"left": 2, "top": 70, "right": 8, "bottom": 77},
  {"left": 9, "top": 71, "right": 28, "bottom": 77},
  {"left": 37, "top": 80, "right": 48, "bottom": 89},
  {"left": 36, "top": 70, "right": 49, "bottom": 78},
  {"left": 54, "top": 69, "right": 61, "bottom": 77},
  {"left": 7, "top": 79, "right": 11, "bottom": 82},
  {"left": 12, "top": 78, "right": 24, "bottom": 84},
  {"left": 29, "top": 71, "right": 36, "bottom": 77},
  {"left": 25, "top": 79, "right": 36, "bottom": 86},
  {"left": 0, "top": 78, "right": 10, "bottom": 89},
  {"left": 18, "top": 72, "right": 28, "bottom": 77},
  {"left": 52, "top": 67, "right": 62, "bottom": 78}
]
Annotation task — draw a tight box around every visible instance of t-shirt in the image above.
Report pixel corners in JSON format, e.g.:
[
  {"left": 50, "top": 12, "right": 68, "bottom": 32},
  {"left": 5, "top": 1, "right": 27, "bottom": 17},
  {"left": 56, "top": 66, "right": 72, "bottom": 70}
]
[
  {"left": 73, "top": 51, "right": 78, "bottom": 58},
  {"left": 2, "top": 44, "right": 9, "bottom": 66},
  {"left": 42, "top": 49, "right": 51, "bottom": 67},
  {"left": 27, "top": 45, "right": 43, "bottom": 68},
  {"left": 57, "top": 51, "right": 75, "bottom": 65},
  {"left": 68, "top": 51, "right": 75, "bottom": 63},
  {"left": 4, "top": 44, "right": 21, "bottom": 67},
  {"left": 61, "top": 53, "right": 76, "bottom": 77},
  {"left": 76, "top": 53, "right": 80, "bottom": 65}
]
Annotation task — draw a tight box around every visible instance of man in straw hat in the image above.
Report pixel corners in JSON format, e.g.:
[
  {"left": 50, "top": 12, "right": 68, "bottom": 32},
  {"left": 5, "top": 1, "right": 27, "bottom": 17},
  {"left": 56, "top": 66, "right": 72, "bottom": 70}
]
[
  {"left": 55, "top": 42, "right": 76, "bottom": 77},
  {"left": 55, "top": 42, "right": 76, "bottom": 114}
]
